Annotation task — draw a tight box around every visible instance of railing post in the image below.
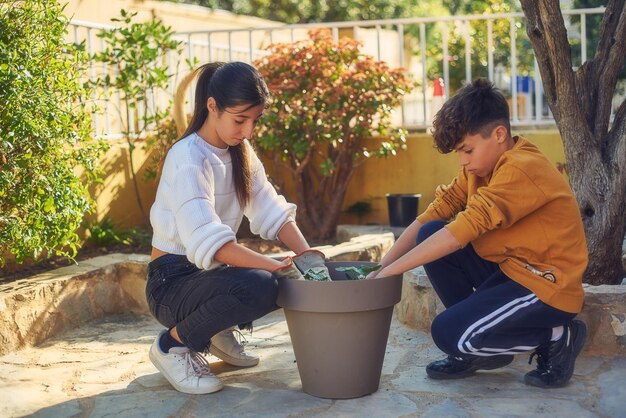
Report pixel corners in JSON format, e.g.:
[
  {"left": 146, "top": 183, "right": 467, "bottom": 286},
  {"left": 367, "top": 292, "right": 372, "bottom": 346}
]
[
  {"left": 375, "top": 24, "right": 381, "bottom": 61},
  {"left": 398, "top": 24, "right": 405, "bottom": 127},
  {"left": 488, "top": 19, "right": 494, "bottom": 82},
  {"left": 397, "top": 24, "right": 404, "bottom": 68},
  {"left": 208, "top": 33, "right": 212, "bottom": 62},
  {"left": 101, "top": 36, "right": 110, "bottom": 136},
  {"left": 534, "top": 58, "right": 543, "bottom": 123},
  {"left": 420, "top": 23, "right": 427, "bottom": 126},
  {"left": 186, "top": 34, "right": 192, "bottom": 63},
  {"left": 442, "top": 24, "right": 449, "bottom": 98},
  {"left": 228, "top": 31, "right": 233, "bottom": 61},
  {"left": 464, "top": 20, "right": 471, "bottom": 85},
  {"left": 510, "top": 17, "right": 518, "bottom": 122},
  {"left": 86, "top": 28, "right": 100, "bottom": 136},
  {"left": 581, "top": 13, "right": 587, "bottom": 63},
  {"left": 249, "top": 30, "right": 253, "bottom": 63}
]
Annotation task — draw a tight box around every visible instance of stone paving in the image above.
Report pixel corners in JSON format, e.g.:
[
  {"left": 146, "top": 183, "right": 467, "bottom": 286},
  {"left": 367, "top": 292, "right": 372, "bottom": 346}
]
[{"left": 1, "top": 309, "right": 624, "bottom": 418}]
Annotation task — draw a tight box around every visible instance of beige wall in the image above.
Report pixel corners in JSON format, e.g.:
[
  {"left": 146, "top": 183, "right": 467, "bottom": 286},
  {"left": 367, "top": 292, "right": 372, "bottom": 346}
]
[
  {"left": 86, "top": 140, "right": 159, "bottom": 229},
  {"left": 65, "top": 0, "right": 278, "bottom": 30},
  {"left": 94, "top": 130, "right": 566, "bottom": 230}
]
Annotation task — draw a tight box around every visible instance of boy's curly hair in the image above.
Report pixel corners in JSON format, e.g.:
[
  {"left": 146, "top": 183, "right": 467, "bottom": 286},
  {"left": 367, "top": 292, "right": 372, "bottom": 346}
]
[{"left": 431, "top": 78, "right": 510, "bottom": 153}]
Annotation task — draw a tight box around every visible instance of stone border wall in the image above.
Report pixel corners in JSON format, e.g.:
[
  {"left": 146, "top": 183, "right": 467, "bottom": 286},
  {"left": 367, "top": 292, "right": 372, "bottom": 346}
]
[
  {"left": 395, "top": 267, "right": 626, "bottom": 357},
  {"left": 0, "top": 254, "right": 150, "bottom": 356},
  {"left": 0, "top": 233, "right": 395, "bottom": 356},
  {"left": 2, "top": 230, "right": 622, "bottom": 357}
]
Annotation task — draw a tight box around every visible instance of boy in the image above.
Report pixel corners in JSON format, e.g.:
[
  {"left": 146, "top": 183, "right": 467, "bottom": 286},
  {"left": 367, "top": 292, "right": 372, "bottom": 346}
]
[{"left": 371, "top": 78, "right": 588, "bottom": 388}]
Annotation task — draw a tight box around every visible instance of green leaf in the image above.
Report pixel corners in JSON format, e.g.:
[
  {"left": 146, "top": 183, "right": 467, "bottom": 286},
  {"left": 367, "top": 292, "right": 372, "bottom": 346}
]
[
  {"left": 336, "top": 264, "right": 382, "bottom": 280},
  {"left": 43, "top": 196, "right": 55, "bottom": 213},
  {"left": 303, "top": 269, "right": 331, "bottom": 281}
]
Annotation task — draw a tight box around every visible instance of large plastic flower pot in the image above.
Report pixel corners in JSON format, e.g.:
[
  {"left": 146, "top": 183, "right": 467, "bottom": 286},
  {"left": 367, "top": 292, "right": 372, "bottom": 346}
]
[
  {"left": 277, "top": 261, "right": 403, "bottom": 399},
  {"left": 386, "top": 193, "right": 421, "bottom": 227}
]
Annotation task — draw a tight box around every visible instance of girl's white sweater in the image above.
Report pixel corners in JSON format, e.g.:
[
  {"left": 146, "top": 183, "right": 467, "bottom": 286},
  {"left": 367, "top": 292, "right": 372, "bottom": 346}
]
[{"left": 150, "top": 133, "right": 296, "bottom": 270}]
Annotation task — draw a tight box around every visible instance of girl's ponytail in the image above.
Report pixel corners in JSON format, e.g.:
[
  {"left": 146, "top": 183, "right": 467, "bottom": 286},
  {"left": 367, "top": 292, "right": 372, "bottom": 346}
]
[
  {"left": 230, "top": 140, "right": 252, "bottom": 208},
  {"left": 174, "top": 62, "right": 224, "bottom": 139}
]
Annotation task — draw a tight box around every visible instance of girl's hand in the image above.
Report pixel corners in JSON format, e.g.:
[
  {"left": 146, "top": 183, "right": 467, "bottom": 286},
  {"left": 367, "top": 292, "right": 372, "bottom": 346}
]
[
  {"left": 267, "top": 256, "right": 289, "bottom": 270},
  {"left": 272, "top": 257, "right": 305, "bottom": 280},
  {"left": 292, "top": 250, "right": 331, "bottom": 281}
]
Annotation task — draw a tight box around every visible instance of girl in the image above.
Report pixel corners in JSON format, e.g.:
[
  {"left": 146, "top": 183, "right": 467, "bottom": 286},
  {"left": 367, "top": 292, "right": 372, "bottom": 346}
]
[{"left": 146, "top": 61, "right": 325, "bottom": 394}]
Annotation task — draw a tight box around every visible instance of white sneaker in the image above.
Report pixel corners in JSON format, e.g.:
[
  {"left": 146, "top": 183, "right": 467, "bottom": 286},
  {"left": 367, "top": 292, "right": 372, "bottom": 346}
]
[
  {"left": 149, "top": 330, "right": 224, "bottom": 394},
  {"left": 209, "top": 327, "right": 260, "bottom": 367}
]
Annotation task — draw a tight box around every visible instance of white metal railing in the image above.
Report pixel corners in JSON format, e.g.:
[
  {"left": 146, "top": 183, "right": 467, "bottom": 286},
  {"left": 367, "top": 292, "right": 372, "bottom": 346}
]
[{"left": 70, "top": 7, "right": 608, "bottom": 138}]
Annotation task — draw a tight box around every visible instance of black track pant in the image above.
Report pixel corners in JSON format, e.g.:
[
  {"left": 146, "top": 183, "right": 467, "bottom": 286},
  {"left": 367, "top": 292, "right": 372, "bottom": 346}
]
[{"left": 419, "top": 221, "right": 575, "bottom": 357}]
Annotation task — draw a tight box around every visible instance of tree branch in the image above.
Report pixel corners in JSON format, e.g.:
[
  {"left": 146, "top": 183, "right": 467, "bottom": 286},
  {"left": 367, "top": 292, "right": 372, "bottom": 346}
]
[
  {"left": 539, "top": 2, "right": 581, "bottom": 124},
  {"left": 521, "top": 1, "right": 558, "bottom": 116},
  {"left": 585, "top": 1, "right": 626, "bottom": 141},
  {"left": 521, "top": 0, "right": 590, "bottom": 149}
]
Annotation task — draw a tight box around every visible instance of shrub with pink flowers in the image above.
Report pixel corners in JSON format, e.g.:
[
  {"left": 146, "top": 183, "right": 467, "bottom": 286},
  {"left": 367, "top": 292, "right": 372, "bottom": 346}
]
[{"left": 254, "top": 29, "right": 414, "bottom": 240}]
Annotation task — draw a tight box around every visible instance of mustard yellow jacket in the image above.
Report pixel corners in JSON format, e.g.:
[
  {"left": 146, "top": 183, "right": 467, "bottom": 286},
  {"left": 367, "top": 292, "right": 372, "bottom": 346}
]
[{"left": 417, "top": 137, "right": 587, "bottom": 313}]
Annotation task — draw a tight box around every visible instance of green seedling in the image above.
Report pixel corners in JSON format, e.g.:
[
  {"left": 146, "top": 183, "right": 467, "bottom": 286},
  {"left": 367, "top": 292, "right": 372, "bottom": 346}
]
[
  {"left": 336, "top": 264, "right": 382, "bottom": 280},
  {"left": 303, "top": 269, "right": 331, "bottom": 281}
]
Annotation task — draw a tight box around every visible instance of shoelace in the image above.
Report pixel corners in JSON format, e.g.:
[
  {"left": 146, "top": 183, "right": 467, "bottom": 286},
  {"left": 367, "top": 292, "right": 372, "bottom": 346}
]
[
  {"left": 231, "top": 328, "right": 249, "bottom": 354},
  {"left": 184, "top": 350, "right": 214, "bottom": 377},
  {"left": 528, "top": 346, "right": 550, "bottom": 371}
]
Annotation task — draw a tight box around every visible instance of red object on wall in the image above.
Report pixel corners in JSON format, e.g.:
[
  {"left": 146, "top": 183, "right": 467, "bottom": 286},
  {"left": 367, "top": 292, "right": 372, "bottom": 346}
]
[{"left": 433, "top": 78, "right": 444, "bottom": 97}]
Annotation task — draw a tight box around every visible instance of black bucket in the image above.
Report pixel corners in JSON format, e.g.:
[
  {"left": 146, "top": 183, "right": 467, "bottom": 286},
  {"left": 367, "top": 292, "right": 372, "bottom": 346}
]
[{"left": 386, "top": 194, "right": 421, "bottom": 227}]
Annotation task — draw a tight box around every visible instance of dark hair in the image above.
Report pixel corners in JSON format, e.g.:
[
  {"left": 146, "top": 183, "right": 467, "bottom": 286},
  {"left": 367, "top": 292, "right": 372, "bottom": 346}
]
[
  {"left": 179, "top": 62, "right": 270, "bottom": 207},
  {"left": 431, "top": 78, "right": 510, "bottom": 153}
]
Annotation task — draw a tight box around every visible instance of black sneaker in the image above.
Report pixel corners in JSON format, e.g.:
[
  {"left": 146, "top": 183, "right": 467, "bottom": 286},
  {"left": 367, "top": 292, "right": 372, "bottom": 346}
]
[
  {"left": 524, "top": 320, "right": 587, "bottom": 388},
  {"left": 426, "top": 354, "right": 514, "bottom": 379}
]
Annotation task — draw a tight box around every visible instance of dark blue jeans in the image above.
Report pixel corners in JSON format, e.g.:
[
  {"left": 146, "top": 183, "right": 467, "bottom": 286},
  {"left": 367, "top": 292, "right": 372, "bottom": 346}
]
[
  {"left": 418, "top": 221, "right": 575, "bottom": 357},
  {"left": 146, "top": 254, "right": 279, "bottom": 352}
]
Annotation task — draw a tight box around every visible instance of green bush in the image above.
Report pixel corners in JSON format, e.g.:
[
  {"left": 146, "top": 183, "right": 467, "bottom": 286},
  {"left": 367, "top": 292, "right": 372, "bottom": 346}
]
[
  {"left": 91, "top": 10, "right": 184, "bottom": 225},
  {"left": 0, "top": 0, "right": 106, "bottom": 266}
]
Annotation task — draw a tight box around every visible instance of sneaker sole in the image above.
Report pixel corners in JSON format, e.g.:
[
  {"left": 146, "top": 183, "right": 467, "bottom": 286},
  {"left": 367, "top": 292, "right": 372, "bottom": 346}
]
[
  {"left": 426, "top": 355, "right": 514, "bottom": 380},
  {"left": 149, "top": 348, "right": 224, "bottom": 394},
  {"left": 208, "top": 345, "right": 260, "bottom": 367},
  {"left": 426, "top": 367, "right": 477, "bottom": 380}
]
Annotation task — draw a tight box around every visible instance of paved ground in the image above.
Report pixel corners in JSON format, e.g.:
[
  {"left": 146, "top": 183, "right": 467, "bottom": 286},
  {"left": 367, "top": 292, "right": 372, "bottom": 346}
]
[{"left": 0, "top": 310, "right": 624, "bottom": 418}]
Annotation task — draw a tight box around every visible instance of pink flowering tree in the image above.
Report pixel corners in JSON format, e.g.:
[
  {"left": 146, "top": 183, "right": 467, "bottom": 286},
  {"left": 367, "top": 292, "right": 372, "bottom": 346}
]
[{"left": 254, "top": 29, "right": 413, "bottom": 240}]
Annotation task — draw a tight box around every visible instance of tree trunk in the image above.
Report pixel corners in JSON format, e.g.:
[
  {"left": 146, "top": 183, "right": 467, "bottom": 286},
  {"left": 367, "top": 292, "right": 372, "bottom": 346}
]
[
  {"left": 521, "top": 0, "right": 626, "bottom": 284},
  {"left": 294, "top": 158, "right": 356, "bottom": 241}
]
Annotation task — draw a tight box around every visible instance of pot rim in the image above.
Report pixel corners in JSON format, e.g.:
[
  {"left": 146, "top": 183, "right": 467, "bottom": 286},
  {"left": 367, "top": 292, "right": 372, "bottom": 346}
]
[{"left": 277, "top": 261, "right": 403, "bottom": 313}]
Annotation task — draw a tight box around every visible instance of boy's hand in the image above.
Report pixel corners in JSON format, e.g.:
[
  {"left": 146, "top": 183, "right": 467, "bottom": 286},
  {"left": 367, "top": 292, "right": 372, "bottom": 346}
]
[
  {"left": 293, "top": 250, "right": 332, "bottom": 281},
  {"left": 365, "top": 270, "right": 380, "bottom": 280},
  {"left": 272, "top": 257, "right": 305, "bottom": 280},
  {"left": 367, "top": 266, "right": 389, "bottom": 279}
]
